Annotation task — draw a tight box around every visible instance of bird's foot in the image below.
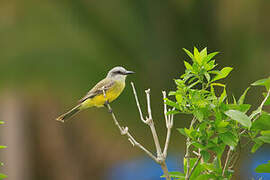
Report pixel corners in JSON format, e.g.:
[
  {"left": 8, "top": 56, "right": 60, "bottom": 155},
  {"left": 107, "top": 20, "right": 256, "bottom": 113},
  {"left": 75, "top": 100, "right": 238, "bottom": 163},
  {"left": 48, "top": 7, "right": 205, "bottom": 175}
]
[
  {"left": 104, "top": 100, "right": 113, "bottom": 113},
  {"left": 108, "top": 108, "right": 113, "bottom": 113}
]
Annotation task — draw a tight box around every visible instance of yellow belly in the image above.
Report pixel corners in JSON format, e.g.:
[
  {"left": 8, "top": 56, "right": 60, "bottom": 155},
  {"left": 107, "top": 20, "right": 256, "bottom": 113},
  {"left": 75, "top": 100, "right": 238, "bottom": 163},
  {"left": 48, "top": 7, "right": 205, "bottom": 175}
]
[{"left": 80, "top": 81, "right": 125, "bottom": 109}]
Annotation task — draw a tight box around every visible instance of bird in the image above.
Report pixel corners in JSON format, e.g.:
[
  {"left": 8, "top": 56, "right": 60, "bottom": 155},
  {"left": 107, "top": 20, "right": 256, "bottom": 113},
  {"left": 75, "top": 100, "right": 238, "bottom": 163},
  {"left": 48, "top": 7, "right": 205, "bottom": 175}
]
[{"left": 56, "top": 66, "right": 134, "bottom": 122}]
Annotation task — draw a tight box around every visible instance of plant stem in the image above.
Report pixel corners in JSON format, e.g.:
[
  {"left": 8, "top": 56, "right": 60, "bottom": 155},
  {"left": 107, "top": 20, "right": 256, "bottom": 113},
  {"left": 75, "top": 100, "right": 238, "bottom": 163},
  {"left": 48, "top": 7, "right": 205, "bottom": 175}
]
[
  {"left": 222, "top": 148, "right": 231, "bottom": 176},
  {"left": 187, "top": 155, "right": 202, "bottom": 179},
  {"left": 161, "top": 161, "right": 170, "bottom": 180},
  {"left": 185, "top": 117, "right": 196, "bottom": 180},
  {"left": 105, "top": 102, "right": 158, "bottom": 162}
]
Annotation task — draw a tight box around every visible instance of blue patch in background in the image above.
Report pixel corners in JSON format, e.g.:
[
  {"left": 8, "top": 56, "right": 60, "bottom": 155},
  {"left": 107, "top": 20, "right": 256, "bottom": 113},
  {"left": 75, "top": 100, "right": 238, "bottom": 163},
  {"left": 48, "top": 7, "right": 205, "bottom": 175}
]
[
  {"left": 242, "top": 146, "right": 270, "bottom": 179},
  {"left": 106, "top": 154, "right": 183, "bottom": 180}
]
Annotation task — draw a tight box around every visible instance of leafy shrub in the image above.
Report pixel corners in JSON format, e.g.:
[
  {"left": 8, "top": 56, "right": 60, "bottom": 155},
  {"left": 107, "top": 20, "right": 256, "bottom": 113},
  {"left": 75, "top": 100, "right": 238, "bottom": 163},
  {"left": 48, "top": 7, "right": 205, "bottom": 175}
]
[{"left": 165, "top": 47, "right": 270, "bottom": 179}]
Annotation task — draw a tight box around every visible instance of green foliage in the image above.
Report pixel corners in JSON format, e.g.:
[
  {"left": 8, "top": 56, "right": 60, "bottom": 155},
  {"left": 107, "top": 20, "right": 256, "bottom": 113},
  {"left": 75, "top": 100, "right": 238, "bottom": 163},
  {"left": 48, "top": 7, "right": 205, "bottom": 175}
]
[
  {"left": 255, "top": 161, "right": 270, "bottom": 173},
  {"left": 224, "top": 110, "right": 251, "bottom": 129},
  {"left": 165, "top": 47, "right": 270, "bottom": 179},
  {"left": 161, "top": 171, "right": 185, "bottom": 179}
]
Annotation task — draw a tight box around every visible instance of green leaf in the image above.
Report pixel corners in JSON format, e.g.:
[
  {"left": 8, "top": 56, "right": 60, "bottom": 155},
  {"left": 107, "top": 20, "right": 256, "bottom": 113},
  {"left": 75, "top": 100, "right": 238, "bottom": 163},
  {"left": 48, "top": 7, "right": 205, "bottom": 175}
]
[
  {"left": 225, "top": 110, "right": 251, "bottom": 129},
  {"left": 210, "top": 83, "right": 226, "bottom": 87},
  {"left": 177, "top": 128, "right": 186, "bottom": 136},
  {"left": 203, "top": 51, "right": 219, "bottom": 63},
  {"left": 238, "top": 87, "right": 250, "bottom": 105},
  {"left": 217, "top": 120, "right": 229, "bottom": 133},
  {"left": 201, "top": 150, "right": 210, "bottom": 162},
  {"left": 213, "top": 156, "right": 221, "bottom": 169},
  {"left": 194, "top": 47, "right": 202, "bottom": 64},
  {"left": 226, "top": 104, "right": 251, "bottom": 113},
  {"left": 201, "top": 163, "right": 215, "bottom": 172},
  {"left": 219, "top": 87, "right": 227, "bottom": 103},
  {"left": 168, "top": 91, "right": 176, "bottom": 96},
  {"left": 255, "top": 161, "right": 270, "bottom": 173},
  {"left": 257, "top": 135, "right": 270, "bottom": 143},
  {"left": 261, "top": 130, "right": 270, "bottom": 136},
  {"left": 184, "top": 128, "right": 196, "bottom": 139},
  {"left": 220, "top": 132, "right": 238, "bottom": 148},
  {"left": 251, "top": 139, "right": 264, "bottom": 153},
  {"left": 184, "top": 61, "right": 193, "bottom": 71},
  {"left": 0, "top": 174, "right": 7, "bottom": 179},
  {"left": 217, "top": 120, "right": 229, "bottom": 128},
  {"left": 263, "top": 92, "right": 270, "bottom": 105},
  {"left": 251, "top": 77, "right": 270, "bottom": 90},
  {"left": 166, "top": 110, "right": 180, "bottom": 115},
  {"left": 204, "top": 72, "right": 210, "bottom": 82},
  {"left": 192, "top": 142, "right": 204, "bottom": 149},
  {"left": 161, "top": 171, "right": 185, "bottom": 179},
  {"left": 252, "top": 112, "right": 270, "bottom": 131},
  {"left": 194, "top": 109, "right": 204, "bottom": 122},
  {"left": 232, "top": 94, "right": 237, "bottom": 104},
  {"left": 196, "top": 174, "right": 216, "bottom": 180},
  {"left": 200, "top": 47, "right": 207, "bottom": 60},
  {"left": 211, "top": 67, "right": 233, "bottom": 82},
  {"left": 183, "top": 48, "right": 194, "bottom": 60},
  {"left": 208, "top": 70, "right": 220, "bottom": 75},
  {"left": 176, "top": 94, "right": 183, "bottom": 104},
  {"left": 164, "top": 98, "right": 180, "bottom": 110},
  {"left": 187, "top": 158, "right": 204, "bottom": 179}
]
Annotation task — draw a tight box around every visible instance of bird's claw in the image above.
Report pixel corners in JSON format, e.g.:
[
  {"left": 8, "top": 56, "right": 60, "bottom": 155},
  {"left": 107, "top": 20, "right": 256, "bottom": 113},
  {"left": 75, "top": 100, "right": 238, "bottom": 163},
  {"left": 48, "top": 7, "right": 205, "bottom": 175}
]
[{"left": 104, "top": 100, "right": 113, "bottom": 113}]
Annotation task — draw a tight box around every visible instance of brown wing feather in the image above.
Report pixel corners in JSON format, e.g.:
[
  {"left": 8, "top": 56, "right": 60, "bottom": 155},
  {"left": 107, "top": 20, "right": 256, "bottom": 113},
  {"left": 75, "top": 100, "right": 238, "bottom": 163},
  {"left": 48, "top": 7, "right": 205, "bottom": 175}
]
[{"left": 78, "top": 78, "right": 115, "bottom": 103}]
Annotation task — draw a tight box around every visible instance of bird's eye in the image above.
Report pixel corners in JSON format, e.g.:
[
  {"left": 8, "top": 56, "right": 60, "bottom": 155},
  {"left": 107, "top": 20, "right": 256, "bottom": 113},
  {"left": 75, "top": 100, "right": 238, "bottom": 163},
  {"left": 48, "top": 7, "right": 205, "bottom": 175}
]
[{"left": 115, "top": 70, "right": 122, "bottom": 74}]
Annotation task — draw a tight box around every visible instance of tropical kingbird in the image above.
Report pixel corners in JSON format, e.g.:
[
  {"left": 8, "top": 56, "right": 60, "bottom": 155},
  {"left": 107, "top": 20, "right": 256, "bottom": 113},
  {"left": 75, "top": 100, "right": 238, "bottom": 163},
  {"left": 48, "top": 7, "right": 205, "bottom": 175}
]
[{"left": 56, "top": 66, "right": 134, "bottom": 122}]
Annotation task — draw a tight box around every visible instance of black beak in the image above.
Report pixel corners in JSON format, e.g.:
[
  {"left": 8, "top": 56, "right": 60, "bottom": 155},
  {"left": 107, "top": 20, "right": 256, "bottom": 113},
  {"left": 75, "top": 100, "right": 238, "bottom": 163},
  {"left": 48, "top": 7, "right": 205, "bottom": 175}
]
[{"left": 125, "top": 70, "right": 135, "bottom": 75}]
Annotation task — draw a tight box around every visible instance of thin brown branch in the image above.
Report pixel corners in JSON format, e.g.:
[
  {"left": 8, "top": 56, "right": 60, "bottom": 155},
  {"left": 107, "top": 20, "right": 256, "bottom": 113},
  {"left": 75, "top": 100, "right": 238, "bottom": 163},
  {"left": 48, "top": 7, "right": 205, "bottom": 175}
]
[{"left": 161, "top": 161, "right": 171, "bottom": 180}]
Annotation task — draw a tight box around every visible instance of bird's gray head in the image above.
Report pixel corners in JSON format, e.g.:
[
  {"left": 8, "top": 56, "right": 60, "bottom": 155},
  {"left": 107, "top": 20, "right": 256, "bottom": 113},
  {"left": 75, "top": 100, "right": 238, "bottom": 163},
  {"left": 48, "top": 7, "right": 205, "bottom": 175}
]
[{"left": 106, "top": 66, "right": 134, "bottom": 81}]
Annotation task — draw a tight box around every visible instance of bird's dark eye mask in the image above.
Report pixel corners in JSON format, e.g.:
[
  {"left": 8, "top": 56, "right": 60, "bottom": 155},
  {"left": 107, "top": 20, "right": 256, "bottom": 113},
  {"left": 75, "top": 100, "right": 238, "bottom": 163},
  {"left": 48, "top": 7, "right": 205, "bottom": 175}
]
[{"left": 114, "top": 70, "right": 124, "bottom": 75}]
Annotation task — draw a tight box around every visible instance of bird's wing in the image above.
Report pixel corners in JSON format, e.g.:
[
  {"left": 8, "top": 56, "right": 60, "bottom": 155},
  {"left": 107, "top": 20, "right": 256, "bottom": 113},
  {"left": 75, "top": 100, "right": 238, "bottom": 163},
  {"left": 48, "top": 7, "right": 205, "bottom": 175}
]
[{"left": 78, "top": 78, "right": 115, "bottom": 103}]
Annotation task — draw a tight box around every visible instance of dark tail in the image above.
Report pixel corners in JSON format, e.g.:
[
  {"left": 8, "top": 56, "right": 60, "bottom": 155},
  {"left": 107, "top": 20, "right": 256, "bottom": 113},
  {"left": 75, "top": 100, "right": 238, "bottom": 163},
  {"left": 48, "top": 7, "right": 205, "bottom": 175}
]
[{"left": 56, "top": 104, "right": 81, "bottom": 123}]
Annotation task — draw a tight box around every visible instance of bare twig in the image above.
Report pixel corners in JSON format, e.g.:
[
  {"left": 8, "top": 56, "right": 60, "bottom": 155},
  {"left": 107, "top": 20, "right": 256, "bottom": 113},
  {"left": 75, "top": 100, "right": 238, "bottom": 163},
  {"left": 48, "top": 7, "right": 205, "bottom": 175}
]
[
  {"left": 104, "top": 83, "right": 173, "bottom": 180},
  {"left": 185, "top": 117, "right": 196, "bottom": 180},
  {"left": 102, "top": 89, "right": 158, "bottom": 163},
  {"left": 131, "top": 82, "right": 147, "bottom": 123},
  {"left": 145, "top": 89, "right": 162, "bottom": 157},
  {"left": 131, "top": 83, "right": 163, "bottom": 158},
  {"left": 192, "top": 151, "right": 200, "bottom": 156},
  {"left": 162, "top": 91, "right": 174, "bottom": 158},
  {"left": 222, "top": 149, "right": 231, "bottom": 176}
]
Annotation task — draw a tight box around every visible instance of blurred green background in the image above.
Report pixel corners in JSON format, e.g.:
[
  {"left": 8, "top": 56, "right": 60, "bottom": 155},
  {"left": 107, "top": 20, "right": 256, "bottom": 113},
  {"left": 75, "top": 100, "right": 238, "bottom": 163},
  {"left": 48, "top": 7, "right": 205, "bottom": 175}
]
[{"left": 0, "top": 0, "right": 269, "bottom": 179}]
